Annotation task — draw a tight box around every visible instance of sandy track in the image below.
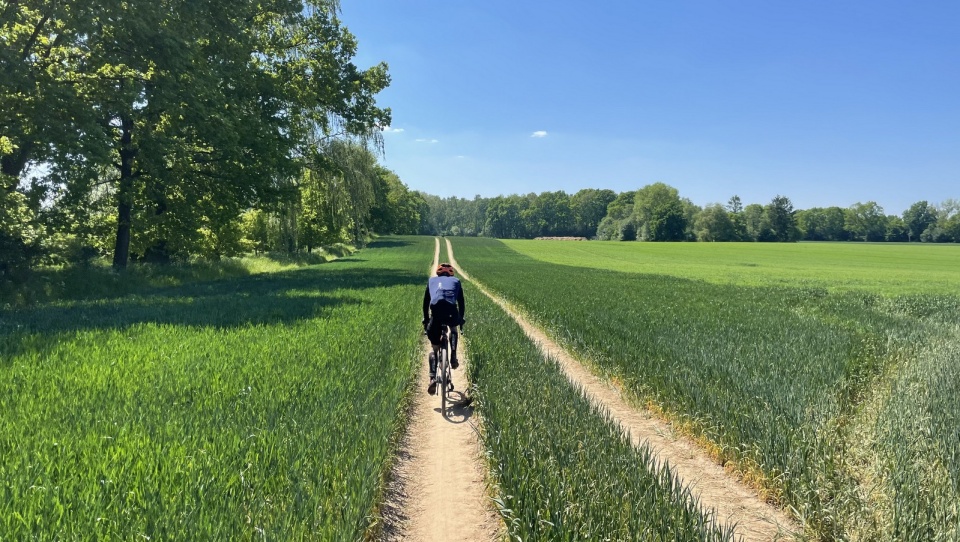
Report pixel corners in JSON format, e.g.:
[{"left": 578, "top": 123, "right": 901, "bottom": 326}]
[
  {"left": 447, "top": 239, "right": 800, "bottom": 542},
  {"left": 378, "top": 238, "right": 502, "bottom": 542}
]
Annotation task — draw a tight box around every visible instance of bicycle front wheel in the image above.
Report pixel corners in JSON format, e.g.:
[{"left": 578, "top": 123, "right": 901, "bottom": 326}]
[{"left": 439, "top": 348, "right": 449, "bottom": 414}]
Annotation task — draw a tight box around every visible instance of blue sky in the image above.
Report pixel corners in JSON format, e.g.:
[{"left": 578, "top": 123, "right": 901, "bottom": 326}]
[{"left": 340, "top": 1, "right": 959, "bottom": 214}]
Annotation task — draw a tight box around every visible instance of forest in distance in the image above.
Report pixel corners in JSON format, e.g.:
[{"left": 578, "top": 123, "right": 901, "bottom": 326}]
[{"left": 418, "top": 185, "right": 960, "bottom": 244}]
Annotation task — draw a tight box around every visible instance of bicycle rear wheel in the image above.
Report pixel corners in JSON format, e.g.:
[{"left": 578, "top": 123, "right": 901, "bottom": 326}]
[{"left": 439, "top": 345, "right": 448, "bottom": 414}]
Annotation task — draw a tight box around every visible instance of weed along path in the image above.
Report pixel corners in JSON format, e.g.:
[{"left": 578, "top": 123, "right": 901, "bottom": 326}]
[
  {"left": 379, "top": 238, "right": 501, "bottom": 541},
  {"left": 446, "top": 239, "right": 800, "bottom": 542}
]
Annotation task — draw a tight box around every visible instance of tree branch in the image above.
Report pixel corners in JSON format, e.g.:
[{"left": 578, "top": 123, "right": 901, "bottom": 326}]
[{"left": 20, "top": 14, "right": 50, "bottom": 62}]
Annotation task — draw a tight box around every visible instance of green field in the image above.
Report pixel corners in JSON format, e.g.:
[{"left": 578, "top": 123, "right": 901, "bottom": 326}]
[
  {"left": 501, "top": 240, "right": 960, "bottom": 295},
  {"left": 4, "top": 237, "right": 957, "bottom": 541},
  {"left": 452, "top": 237, "right": 960, "bottom": 542},
  {"left": 0, "top": 237, "right": 432, "bottom": 540},
  {"left": 454, "top": 245, "right": 736, "bottom": 541}
]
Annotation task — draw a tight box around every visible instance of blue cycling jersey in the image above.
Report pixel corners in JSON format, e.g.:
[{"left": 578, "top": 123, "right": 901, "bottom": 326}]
[{"left": 427, "top": 275, "right": 462, "bottom": 306}]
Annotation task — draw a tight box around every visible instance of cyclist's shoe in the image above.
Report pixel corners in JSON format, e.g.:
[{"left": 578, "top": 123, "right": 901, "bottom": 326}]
[
  {"left": 450, "top": 355, "right": 459, "bottom": 370},
  {"left": 427, "top": 378, "right": 437, "bottom": 395}
]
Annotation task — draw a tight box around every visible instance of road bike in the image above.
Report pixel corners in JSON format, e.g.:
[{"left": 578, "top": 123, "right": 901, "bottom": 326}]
[{"left": 431, "top": 324, "right": 459, "bottom": 414}]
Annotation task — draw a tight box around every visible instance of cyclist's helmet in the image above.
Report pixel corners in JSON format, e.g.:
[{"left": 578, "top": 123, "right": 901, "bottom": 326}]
[{"left": 436, "top": 263, "right": 455, "bottom": 276}]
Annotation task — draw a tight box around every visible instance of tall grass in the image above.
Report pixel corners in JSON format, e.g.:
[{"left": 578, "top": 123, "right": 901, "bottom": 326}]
[
  {"left": 0, "top": 237, "right": 428, "bottom": 540},
  {"left": 452, "top": 237, "right": 960, "bottom": 540},
  {"left": 874, "top": 320, "right": 960, "bottom": 541},
  {"left": 462, "top": 275, "right": 736, "bottom": 540}
]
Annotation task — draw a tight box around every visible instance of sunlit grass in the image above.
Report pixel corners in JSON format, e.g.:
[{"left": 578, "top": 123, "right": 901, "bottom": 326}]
[
  {"left": 0, "top": 237, "right": 428, "bottom": 540},
  {"left": 501, "top": 239, "right": 960, "bottom": 295},
  {"left": 453, "top": 237, "right": 960, "bottom": 541},
  {"left": 462, "top": 275, "right": 736, "bottom": 541}
]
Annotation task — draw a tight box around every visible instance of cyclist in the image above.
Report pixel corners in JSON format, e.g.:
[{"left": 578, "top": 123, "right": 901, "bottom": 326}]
[{"left": 422, "top": 262, "right": 465, "bottom": 395}]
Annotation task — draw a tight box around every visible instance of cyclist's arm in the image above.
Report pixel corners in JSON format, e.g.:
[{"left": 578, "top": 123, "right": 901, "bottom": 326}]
[
  {"left": 422, "top": 286, "right": 431, "bottom": 321},
  {"left": 456, "top": 284, "right": 465, "bottom": 322}
]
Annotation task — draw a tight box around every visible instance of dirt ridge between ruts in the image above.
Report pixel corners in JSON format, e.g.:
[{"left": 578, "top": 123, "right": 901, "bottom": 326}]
[
  {"left": 377, "top": 238, "right": 502, "bottom": 542},
  {"left": 447, "top": 238, "right": 800, "bottom": 542}
]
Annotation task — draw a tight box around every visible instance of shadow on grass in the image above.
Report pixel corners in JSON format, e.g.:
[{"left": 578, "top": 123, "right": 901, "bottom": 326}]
[
  {"left": 0, "top": 267, "right": 424, "bottom": 360},
  {"left": 367, "top": 239, "right": 413, "bottom": 249},
  {"left": 260, "top": 251, "right": 331, "bottom": 266}
]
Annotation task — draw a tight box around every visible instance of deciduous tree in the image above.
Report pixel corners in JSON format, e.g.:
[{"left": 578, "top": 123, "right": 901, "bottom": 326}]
[
  {"left": 902, "top": 201, "right": 938, "bottom": 242},
  {"left": 694, "top": 203, "right": 736, "bottom": 241},
  {"left": 632, "top": 183, "right": 686, "bottom": 241},
  {"left": 570, "top": 188, "right": 616, "bottom": 238},
  {"left": 846, "top": 201, "right": 887, "bottom": 242}
]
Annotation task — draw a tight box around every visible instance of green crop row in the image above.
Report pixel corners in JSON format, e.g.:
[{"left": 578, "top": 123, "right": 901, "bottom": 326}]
[
  {"left": 451, "top": 237, "right": 960, "bottom": 541},
  {"left": 874, "top": 324, "right": 960, "bottom": 542},
  {"left": 458, "top": 264, "right": 736, "bottom": 539},
  {"left": 0, "top": 237, "right": 431, "bottom": 540}
]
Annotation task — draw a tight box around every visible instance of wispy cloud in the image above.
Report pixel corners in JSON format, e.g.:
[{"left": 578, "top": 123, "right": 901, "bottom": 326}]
[
  {"left": 381, "top": 126, "right": 405, "bottom": 133},
  {"left": 531, "top": 130, "right": 548, "bottom": 138},
  {"left": 415, "top": 138, "right": 439, "bottom": 143}
]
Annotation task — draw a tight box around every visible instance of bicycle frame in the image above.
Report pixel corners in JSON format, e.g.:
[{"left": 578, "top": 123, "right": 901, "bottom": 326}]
[{"left": 433, "top": 325, "right": 458, "bottom": 414}]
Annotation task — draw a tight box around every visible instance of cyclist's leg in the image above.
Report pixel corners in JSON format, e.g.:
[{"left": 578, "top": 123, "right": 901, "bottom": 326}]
[
  {"left": 428, "top": 347, "right": 438, "bottom": 379},
  {"left": 449, "top": 325, "right": 459, "bottom": 367},
  {"left": 425, "top": 310, "right": 443, "bottom": 394},
  {"left": 433, "top": 302, "right": 459, "bottom": 366}
]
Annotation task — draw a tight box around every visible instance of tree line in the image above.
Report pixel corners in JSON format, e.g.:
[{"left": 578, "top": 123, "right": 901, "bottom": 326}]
[
  {"left": 417, "top": 183, "right": 960, "bottom": 243},
  {"left": 2, "top": 0, "right": 427, "bottom": 284}
]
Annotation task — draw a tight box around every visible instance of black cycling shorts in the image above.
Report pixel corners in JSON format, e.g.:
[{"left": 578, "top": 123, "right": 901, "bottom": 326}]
[{"left": 426, "top": 301, "right": 460, "bottom": 345}]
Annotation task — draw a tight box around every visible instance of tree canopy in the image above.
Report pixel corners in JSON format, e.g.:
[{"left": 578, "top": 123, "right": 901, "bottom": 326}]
[{"left": 2, "top": 0, "right": 430, "bottom": 280}]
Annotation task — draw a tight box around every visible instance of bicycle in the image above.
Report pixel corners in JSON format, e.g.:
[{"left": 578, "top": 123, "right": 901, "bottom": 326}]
[{"left": 431, "top": 324, "right": 459, "bottom": 414}]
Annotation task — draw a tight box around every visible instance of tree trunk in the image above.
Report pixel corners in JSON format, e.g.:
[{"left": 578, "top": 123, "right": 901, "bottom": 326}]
[{"left": 112, "top": 116, "right": 136, "bottom": 270}]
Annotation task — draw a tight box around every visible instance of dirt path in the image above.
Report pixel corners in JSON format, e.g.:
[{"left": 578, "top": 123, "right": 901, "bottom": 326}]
[
  {"left": 378, "top": 238, "right": 502, "bottom": 542},
  {"left": 446, "top": 239, "right": 800, "bottom": 542}
]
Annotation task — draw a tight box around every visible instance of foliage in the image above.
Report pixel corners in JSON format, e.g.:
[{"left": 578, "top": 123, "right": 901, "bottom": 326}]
[
  {"left": 742, "top": 203, "right": 769, "bottom": 241},
  {"left": 570, "top": 188, "right": 616, "bottom": 237},
  {"left": 903, "top": 201, "right": 938, "bottom": 242},
  {"left": 483, "top": 195, "right": 529, "bottom": 238},
  {"left": 368, "top": 167, "right": 424, "bottom": 236},
  {"left": 522, "top": 190, "right": 574, "bottom": 237},
  {"left": 414, "top": 184, "right": 957, "bottom": 245},
  {"left": 0, "top": 237, "right": 429, "bottom": 539},
  {"left": 885, "top": 215, "right": 908, "bottom": 242},
  {"left": 0, "top": 189, "right": 44, "bottom": 282},
  {"left": 1, "top": 0, "right": 394, "bottom": 270},
  {"left": 763, "top": 195, "right": 800, "bottom": 242},
  {"left": 632, "top": 182, "right": 687, "bottom": 241},
  {"left": 846, "top": 201, "right": 888, "bottom": 242},
  {"left": 796, "top": 207, "right": 849, "bottom": 241},
  {"left": 694, "top": 203, "right": 736, "bottom": 241}
]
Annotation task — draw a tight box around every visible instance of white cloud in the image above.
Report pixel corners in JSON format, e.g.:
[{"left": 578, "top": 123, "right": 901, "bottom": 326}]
[
  {"left": 416, "top": 138, "right": 439, "bottom": 143},
  {"left": 531, "top": 130, "right": 548, "bottom": 138},
  {"left": 381, "top": 126, "right": 404, "bottom": 133}
]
